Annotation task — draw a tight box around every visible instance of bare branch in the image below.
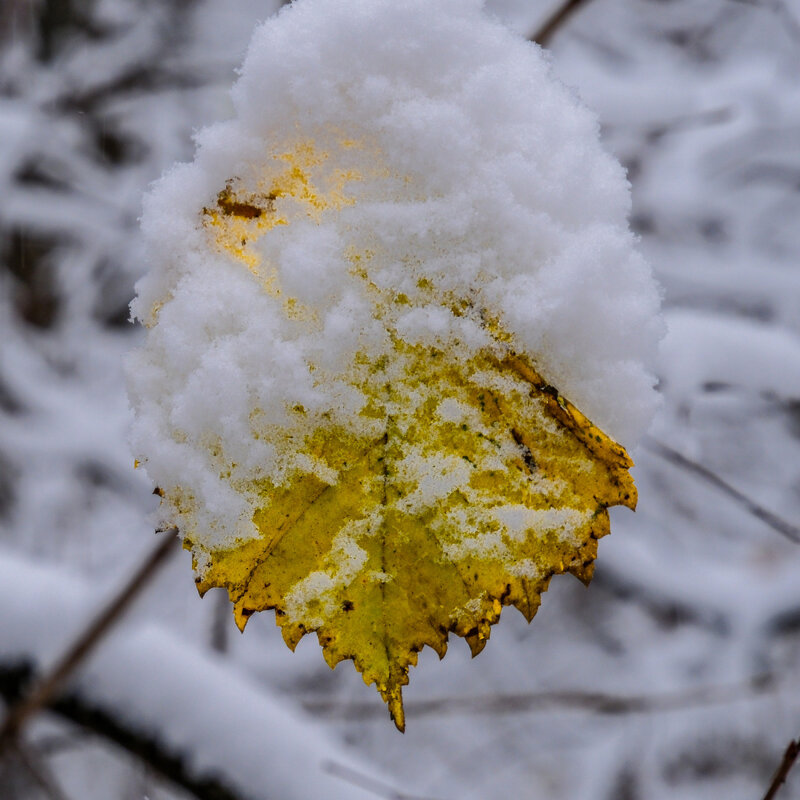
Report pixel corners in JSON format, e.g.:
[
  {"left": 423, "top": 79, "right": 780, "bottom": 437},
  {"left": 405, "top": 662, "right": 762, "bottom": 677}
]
[
  {"left": 762, "top": 738, "right": 800, "bottom": 800},
  {"left": 0, "top": 529, "right": 179, "bottom": 753},
  {"left": 303, "top": 673, "right": 778, "bottom": 721},
  {"left": 642, "top": 437, "right": 800, "bottom": 545},
  {"left": 530, "top": 0, "right": 595, "bottom": 47}
]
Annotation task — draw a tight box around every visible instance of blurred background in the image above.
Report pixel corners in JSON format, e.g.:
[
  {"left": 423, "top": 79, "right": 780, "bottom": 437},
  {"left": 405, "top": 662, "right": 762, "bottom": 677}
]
[{"left": 1, "top": 1, "right": 799, "bottom": 798}]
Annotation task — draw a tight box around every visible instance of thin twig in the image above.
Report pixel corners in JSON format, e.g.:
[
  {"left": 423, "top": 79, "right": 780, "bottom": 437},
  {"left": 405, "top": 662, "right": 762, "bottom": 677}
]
[
  {"left": 642, "top": 437, "right": 800, "bottom": 545},
  {"left": 763, "top": 738, "right": 800, "bottom": 800},
  {"left": 0, "top": 529, "right": 179, "bottom": 753},
  {"left": 530, "top": 0, "right": 595, "bottom": 47},
  {"left": 304, "top": 673, "right": 778, "bottom": 721}
]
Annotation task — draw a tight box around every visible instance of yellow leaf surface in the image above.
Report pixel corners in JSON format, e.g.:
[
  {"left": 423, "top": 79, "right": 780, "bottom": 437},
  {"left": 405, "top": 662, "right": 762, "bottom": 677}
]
[{"left": 176, "top": 150, "right": 638, "bottom": 731}]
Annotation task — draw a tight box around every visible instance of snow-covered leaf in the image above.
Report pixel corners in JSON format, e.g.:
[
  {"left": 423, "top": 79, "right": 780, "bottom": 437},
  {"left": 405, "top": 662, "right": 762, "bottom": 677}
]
[
  {"left": 193, "top": 321, "right": 636, "bottom": 729},
  {"left": 128, "top": 0, "right": 658, "bottom": 732}
]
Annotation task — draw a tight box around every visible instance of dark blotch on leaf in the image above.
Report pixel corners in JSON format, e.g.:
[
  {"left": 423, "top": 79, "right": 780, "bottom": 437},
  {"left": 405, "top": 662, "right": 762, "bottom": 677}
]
[
  {"left": 217, "top": 187, "right": 263, "bottom": 219},
  {"left": 511, "top": 428, "right": 537, "bottom": 472}
]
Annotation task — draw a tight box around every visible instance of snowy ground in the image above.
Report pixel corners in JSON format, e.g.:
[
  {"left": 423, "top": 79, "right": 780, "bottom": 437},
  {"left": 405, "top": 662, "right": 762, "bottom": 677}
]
[{"left": 1, "top": 1, "right": 799, "bottom": 798}]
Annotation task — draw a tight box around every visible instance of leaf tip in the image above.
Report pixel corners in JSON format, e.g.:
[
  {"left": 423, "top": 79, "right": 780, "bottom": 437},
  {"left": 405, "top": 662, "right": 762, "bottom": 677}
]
[{"left": 388, "top": 690, "right": 405, "bottom": 733}]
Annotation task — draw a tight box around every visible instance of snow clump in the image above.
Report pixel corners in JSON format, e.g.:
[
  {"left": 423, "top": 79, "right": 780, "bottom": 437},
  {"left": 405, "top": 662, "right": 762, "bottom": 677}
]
[{"left": 127, "top": 0, "right": 663, "bottom": 554}]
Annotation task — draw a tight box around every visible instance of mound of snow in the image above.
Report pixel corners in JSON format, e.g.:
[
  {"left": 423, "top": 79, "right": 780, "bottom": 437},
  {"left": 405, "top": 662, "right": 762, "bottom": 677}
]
[{"left": 127, "top": 0, "right": 662, "bottom": 552}]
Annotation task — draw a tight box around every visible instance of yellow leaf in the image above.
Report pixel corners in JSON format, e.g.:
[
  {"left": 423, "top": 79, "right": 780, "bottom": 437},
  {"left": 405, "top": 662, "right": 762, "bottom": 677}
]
[
  {"left": 161, "top": 148, "right": 639, "bottom": 731},
  {"left": 188, "top": 305, "right": 635, "bottom": 731}
]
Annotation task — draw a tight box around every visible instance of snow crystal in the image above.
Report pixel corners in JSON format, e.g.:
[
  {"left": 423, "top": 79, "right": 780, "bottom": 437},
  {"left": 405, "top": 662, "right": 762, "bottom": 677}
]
[{"left": 127, "top": 0, "right": 662, "bottom": 552}]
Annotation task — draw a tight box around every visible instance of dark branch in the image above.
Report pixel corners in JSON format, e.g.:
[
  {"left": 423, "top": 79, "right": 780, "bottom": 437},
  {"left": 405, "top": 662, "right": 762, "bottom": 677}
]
[
  {"left": 763, "top": 738, "right": 800, "bottom": 800},
  {"left": 0, "top": 530, "right": 179, "bottom": 752},
  {"left": 0, "top": 663, "right": 248, "bottom": 800},
  {"left": 642, "top": 437, "right": 800, "bottom": 545},
  {"left": 59, "top": 68, "right": 209, "bottom": 114},
  {"left": 530, "top": 0, "right": 595, "bottom": 47}
]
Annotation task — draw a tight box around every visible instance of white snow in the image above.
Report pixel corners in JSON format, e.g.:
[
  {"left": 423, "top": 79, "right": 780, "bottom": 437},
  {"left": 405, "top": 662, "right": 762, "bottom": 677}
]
[{"left": 128, "top": 0, "right": 662, "bottom": 554}]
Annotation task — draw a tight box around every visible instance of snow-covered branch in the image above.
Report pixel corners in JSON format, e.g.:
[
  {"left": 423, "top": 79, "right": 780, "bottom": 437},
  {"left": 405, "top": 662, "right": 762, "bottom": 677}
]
[
  {"left": 0, "top": 662, "right": 242, "bottom": 800},
  {"left": 0, "top": 548, "right": 388, "bottom": 800}
]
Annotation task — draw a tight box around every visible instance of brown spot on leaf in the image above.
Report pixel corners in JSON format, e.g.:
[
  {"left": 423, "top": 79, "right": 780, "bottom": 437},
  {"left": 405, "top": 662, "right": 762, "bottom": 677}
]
[
  {"left": 217, "top": 189, "right": 263, "bottom": 219},
  {"left": 214, "top": 184, "right": 278, "bottom": 220},
  {"left": 511, "top": 428, "right": 537, "bottom": 472}
]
